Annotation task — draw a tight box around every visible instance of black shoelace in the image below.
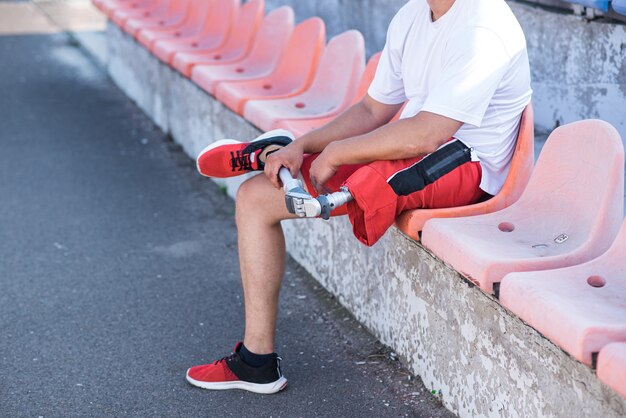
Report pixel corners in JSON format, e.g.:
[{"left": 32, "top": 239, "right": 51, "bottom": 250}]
[
  {"left": 213, "top": 352, "right": 237, "bottom": 366},
  {"left": 230, "top": 150, "right": 253, "bottom": 172}
]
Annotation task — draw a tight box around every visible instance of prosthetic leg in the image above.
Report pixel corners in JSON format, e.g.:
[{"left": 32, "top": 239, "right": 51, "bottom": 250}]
[{"left": 279, "top": 168, "right": 352, "bottom": 220}]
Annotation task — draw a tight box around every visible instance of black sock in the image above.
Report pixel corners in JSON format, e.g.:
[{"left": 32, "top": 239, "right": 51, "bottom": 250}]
[{"left": 239, "top": 344, "right": 275, "bottom": 368}]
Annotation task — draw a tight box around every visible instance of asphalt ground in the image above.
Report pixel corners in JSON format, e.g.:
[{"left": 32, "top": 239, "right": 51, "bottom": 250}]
[{"left": 0, "top": 25, "right": 455, "bottom": 417}]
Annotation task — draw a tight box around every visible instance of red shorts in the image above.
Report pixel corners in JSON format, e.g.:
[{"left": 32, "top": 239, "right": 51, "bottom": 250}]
[{"left": 300, "top": 140, "right": 486, "bottom": 246}]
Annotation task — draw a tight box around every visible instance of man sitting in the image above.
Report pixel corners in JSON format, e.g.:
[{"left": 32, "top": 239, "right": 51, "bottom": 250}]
[{"left": 187, "top": 0, "right": 532, "bottom": 394}]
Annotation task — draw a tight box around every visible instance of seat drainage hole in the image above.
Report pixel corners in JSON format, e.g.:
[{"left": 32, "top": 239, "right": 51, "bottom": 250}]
[
  {"left": 235, "top": 68, "right": 245, "bottom": 73},
  {"left": 532, "top": 244, "right": 548, "bottom": 249},
  {"left": 295, "top": 102, "right": 306, "bottom": 109},
  {"left": 587, "top": 275, "right": 606, "bottom": 288},
  {"left": 498, "top": 222, "right": 515, "bottom": 232},
  {"left": 262, "top": 84, "right": 273, "bottom": 90}
]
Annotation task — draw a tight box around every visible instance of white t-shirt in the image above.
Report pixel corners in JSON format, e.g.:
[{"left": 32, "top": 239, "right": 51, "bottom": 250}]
[{"left": 368, "top": 0, "right": 532, "bottom": 195}]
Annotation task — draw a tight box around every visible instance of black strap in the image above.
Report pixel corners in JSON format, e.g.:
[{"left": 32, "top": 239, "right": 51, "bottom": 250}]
[{"left": 387, "top": 140, "right": 473, "bottom": 196}]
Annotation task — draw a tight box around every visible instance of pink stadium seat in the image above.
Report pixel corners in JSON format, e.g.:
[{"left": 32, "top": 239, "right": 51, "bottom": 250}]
[
  {"left": 111, "top": 0, "right": 168, "bottom": 28},
  {"left": 598, "top": 343, "right": 626, "bottom": 398},
  {"left": 136, "top": 0, "right": 213, "bottom": 50},
  {"left": 499, "top": 219, "right": 626, "bottom": 366},
  {"left": 191, "top": 10, "right": 304, "bottom": 96},
  {"left": 172, "top": 0, "right": 264, "bottom": 78},
  {"left": 422, "top": 120, "right": 624, "bottom": 294},
  {"left": 275, "top": 52, "right": 382, "bottom": 137},
  {"left": 243, "top": 30, "right": 365, "bottom": 132},
  {"left": 96, "top": 0, "right": 156, "bottom": 18},
  {"left": 123, "top": 0, "right": 190, "bottom": 38},
  {"left": 152, "top": 0, "right": 239, "bottom": 64},
  {"left": 396, "top": 104, "right": 534, "bottom": 240},
  {"left": 214, "top": 18, "right": 326, "bottom": 115}
]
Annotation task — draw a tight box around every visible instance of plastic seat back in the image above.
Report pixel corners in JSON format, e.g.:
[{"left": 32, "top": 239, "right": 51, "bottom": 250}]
[
  {"left": 152, "top": 0, "right": 239, "bottom": 63},
  {"left": 352, "top": 52, "right": 381, "bottom": 105},
  {"left": 257, "top": 17, "right": 326, "bottom": 98},
  {"left": 212, "top": 18, "right": 325, "bottom": 115},
  {"left": 111, "top": 0, "right": 168, "bottom": 25},
  {"left": 110, "top": 0, "right": 164, "bottom": 15},
  {"left": 165, "top": 0, "right": 188, "bottom": 16},
  {"left": 598, "top": 343, "right": 626, "bottom": 398},
  {"left": 499, "top": 219, "right": 626, "bottom": 366},
  {"left": 396, "top": 103, "right": 534, "bottom": 240},
  {"left": 298, "top": 30, "right": 365, "bottom": 116},
  {"left": 422, "top": 119, "right": 624, "bottom": 293},
  {"left": 274, "top": 51, "right": 381, "bottom": 137},
  {"left": 136, "top": 0, "right": 213, "bottom": 48},
  {"left": 171, "top": 0, "right": 264, "bottom": 77},
  {"left": 242, "top": 30, "right": 365, "bottom": 131},
  {"left": 190, "top": 7, "right": 295, "bottom": 94},
  {"left": 95, "top": 0, "right": 150, "bottom": 16},
  {"left": 230, "top": 6, "right": 295, "bottom": 75},
  {"left": 123, "top": 0, "right": 190, "bottom": 36},
  {"left": 196, "top": 0, "right": 262, "bottom": 58},
  {"left": 171, "top": 0, "right": 213, "bottom": 34},
  {"left": 194, "top": 0, "right": 241, "bottom": 45},
  {"left": 510, "top": 119, "right": 623, "bottom": 249}
]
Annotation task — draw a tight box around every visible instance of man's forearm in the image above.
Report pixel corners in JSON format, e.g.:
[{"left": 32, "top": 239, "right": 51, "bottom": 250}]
[
  {"left": 296, "top": 98, "right": 402, "bottom": 154},
  {"left": 328, "top": 111, "right": 464, "bottom": 166}
]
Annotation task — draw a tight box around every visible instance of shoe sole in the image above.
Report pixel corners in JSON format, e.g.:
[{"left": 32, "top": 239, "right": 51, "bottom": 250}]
[
  {"left": 196, "top": 129, "right": 295, "bottom": 177},
  {"left": 186, "top": 371, "right": 288, "bottom": 394}
]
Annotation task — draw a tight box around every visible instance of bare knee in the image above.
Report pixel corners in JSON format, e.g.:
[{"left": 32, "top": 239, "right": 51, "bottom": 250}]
[
  {"left": 236, "top": 175, "right": 275, "bottom": 223},
  {"left": 236, "top": 174, "right": 293, "bottom": 226},
  {"left": 237, "top": 175, "right": 263, "bottom": 212}
]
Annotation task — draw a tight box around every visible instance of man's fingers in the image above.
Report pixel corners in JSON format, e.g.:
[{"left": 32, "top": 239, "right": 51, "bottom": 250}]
[
  {"left": 310, "top": 176, "right": 318, "bottom": 194},
  {"left": 310, "top": 176, "right": 327, "bottom": 195},
  {"left": 265, "top": 157, "right": 281, "bottom": 189}
]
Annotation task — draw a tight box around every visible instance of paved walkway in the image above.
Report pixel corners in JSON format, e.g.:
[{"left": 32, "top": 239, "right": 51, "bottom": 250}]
[{"left": 0, "top": 2, "right": 453, "bottom": 416}]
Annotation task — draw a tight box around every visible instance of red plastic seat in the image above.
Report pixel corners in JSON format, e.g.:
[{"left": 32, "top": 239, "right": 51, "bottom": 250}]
[
  {"left": 422, "top": 119, "right": 624, "bottom": 294},
  {"left": 110, "top": 0, "right": 168, "bottom": 28},
  {"left": 275, "top": 52, "right": 381, "bottom": 137},
  {"left": 192, "top": 10, "right": 311, "bottom": 96},
  {"left": 499, "top": 219, "right": 626, "bottom": 366},
  {"left": 123, "top": 0, "right": 190, "bottom": 38},
  {"left": 136, "top": 0, "right": 213, "bottom": 50},
  {"left": 214, "top": 18, "right": 326, "bottom": 115},
  {"left": 598, "top": 343, "right": 626, "bottom": 398},
  {"left": 395, "top": 104, "right": 534, "bottom": 241},
  {"left": 243, "top": 30, "right": 365, "bottom": 132},
  {"left": 96, "top": 0, "right": 156, "bottom": 18},
  {"left": 171, "top": 0, "right": 264, "bottom": 78},
  {"left": 152, "top": 0, "right": 239, "bottom": 64}
]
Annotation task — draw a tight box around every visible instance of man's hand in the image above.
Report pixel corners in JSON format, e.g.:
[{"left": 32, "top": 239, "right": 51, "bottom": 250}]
[
  {"left": 264, "top": 141, "right": 305, "bottom": 189},
  {"left": 309, "top": 143, "right": 340, "bottom": 195}
]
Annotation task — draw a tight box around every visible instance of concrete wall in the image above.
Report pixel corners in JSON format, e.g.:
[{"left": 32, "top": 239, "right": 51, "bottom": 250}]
[
  {"left": 101, "top": 23, "right": 626, "bottom": 417},
  {"left": 510, "top": 1, "right": 626, "bottom": 136},
  {"left": 261, "top": 0, "right": 626, "bottom": 138}
]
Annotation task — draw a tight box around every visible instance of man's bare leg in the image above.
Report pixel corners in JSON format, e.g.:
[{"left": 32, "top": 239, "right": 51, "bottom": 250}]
[{"left": 235, "top": 173, "right": 297, "bottom": 355}]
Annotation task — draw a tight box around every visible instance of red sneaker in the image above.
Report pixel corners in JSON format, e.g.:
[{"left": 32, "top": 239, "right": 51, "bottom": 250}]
[
  {"left": 186, "top": 342, "right": 288, "bottom": 394},
  {"left": 196, "top": 129, "right": 294, "bottom": 178}
]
